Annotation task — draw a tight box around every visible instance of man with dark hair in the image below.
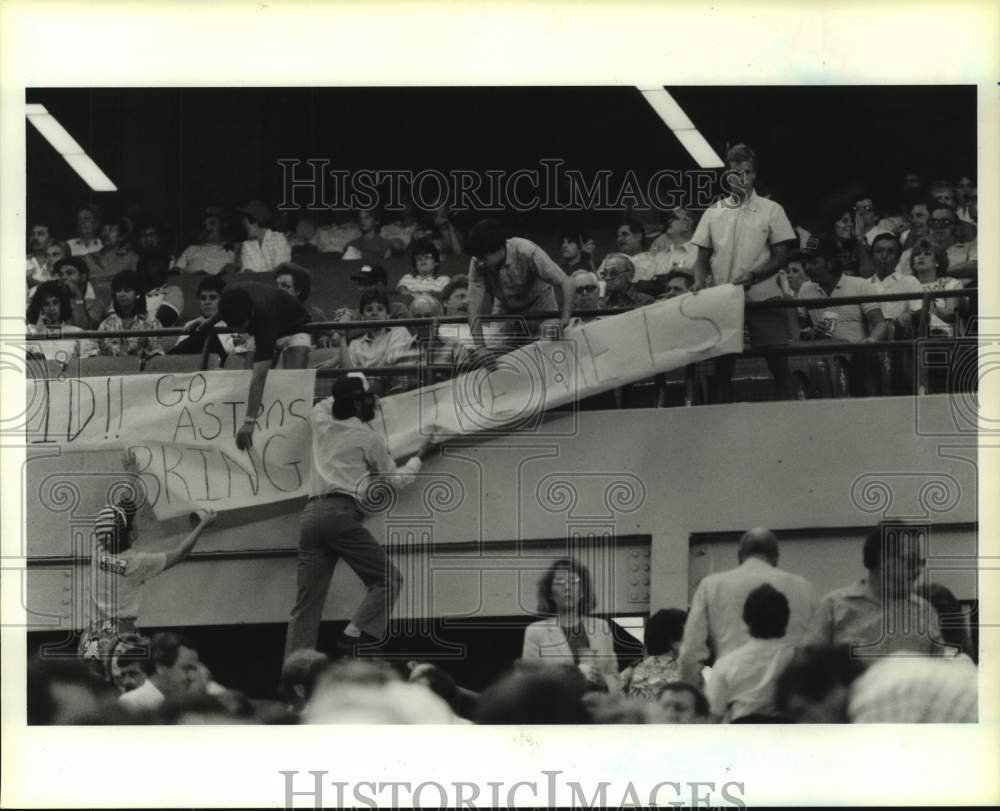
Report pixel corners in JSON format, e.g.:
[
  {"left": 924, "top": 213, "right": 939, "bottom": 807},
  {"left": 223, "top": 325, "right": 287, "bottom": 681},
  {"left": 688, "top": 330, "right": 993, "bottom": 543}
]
[
  {"left": 52, "top": 256, "right": 104, "bottom": 329},
  {"left": 119, "top": 632, "right": 203, "bottom": 712},
  {"left": 609, "top": 218, "right": 658, "bottom": 285},
  {"left": 662, "top": 269, "right": 695, "bottom": 299},
  {"left": 284, "top": 373, "right": 436, "bottom": 659},
  {"left": 26, "top": 220, "right": 57, "bottom": 285},
  {"left": 706, "top": 583, "right": 795, "bottom": 722},
  {"left": 275, "top": 261, "right": 328, "bottom": 337},
  {"left": 234, "top": 200, "right": 291, "bottom": 273},
  {"left": 650, "top": 207, "right": 698, "bottom": 278},
  {"left": 465, "top": 218, "right": 576, "bottom": 350},
  {"left": 656, "top": 681, "right": 710, "bottom": 724},
  {"left": 807, "top": 522, "right": 944, "bottom": 658},
  {"left": 193, "top": 280, "right": 312, "bottom": 450},
  {"left": 557, "top": 229, "right": 596, "bottom": 274},
  {"left": 679, "top": 527, "right": 817, "bottom": 687},
  {"left": 898, "top": 203, "right": 977, "bottom": 283},
  {"left": 691, "top": 143, "right": 798, "bottom": 401},
  {"left": 349, "top": 263, "right": 410, "bottom": 319},
  {"left": 171, "top": 275, "right": 234, "bottom": 360}
]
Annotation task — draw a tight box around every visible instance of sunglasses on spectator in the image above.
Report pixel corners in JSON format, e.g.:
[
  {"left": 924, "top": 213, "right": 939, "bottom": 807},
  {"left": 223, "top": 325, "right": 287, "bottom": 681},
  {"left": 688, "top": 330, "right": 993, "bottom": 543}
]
[{"left": 575, "top": 285, "right": 599, "bottom": 294}]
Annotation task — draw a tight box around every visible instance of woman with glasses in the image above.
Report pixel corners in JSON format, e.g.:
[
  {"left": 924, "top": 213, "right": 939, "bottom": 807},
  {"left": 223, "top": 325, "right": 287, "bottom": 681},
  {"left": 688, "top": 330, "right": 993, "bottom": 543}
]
[{"left": 521, "top": 558, "right": 622, "bottom": 692}]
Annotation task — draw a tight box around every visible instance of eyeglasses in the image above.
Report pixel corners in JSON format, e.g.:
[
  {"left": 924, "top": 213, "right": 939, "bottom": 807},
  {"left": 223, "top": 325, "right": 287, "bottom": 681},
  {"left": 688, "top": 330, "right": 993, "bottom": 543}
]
[
  {"left": 552, "top": 576, "right": 582, "bottom": 586},
  {"left": 575, "top": 285, "right": 598, "bottom": 294}
]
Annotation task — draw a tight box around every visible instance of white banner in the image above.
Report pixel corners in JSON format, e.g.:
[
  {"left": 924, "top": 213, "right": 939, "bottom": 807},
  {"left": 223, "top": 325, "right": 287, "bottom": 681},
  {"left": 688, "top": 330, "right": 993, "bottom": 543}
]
[
  {"left": 24, "top": 285, "right": 744, "bottom": 518},
  {"left": 25, "top": 370, "right": 317, "bottom": 519},
  {"left": 375, "top": 284, "right": 745, "bottom": 455}
]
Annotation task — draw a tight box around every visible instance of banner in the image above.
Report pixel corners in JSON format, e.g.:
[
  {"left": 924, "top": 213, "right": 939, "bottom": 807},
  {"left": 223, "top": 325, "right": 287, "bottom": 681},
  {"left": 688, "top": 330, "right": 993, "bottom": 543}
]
[
  {"left": 25, "top": 370, "right": 317, "bottom": 519},
  {"left": 24, "top": 285, "right": 744, "bottom": 518},
  {"left": 375, "top": 283, "right": 745, "bottom": 456}
]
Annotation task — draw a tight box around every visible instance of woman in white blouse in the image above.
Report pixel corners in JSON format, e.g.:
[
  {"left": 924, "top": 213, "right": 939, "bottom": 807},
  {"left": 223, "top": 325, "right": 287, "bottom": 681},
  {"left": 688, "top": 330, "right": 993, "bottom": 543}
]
[
  {"left": 396, "top": 238, "right": 451, "bottom": 297},
  {"left": 521, "top": 558, "right": 621, "bottom": 692},
  {"left": 333, "top": 289, "right": 414, "bottom": 395}
]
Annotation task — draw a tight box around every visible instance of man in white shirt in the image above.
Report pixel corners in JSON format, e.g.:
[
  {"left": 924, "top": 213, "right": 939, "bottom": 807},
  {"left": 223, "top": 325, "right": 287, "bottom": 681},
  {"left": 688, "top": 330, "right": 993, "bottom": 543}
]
[
  {"left": 678, "top": 528, "right": 817, "bottom": 688},
  {"left": 284, "top": 373, "right": 436, "bottom": 659},
  {"left": 119, "top": 632, "right": 203, "bottom": 713},
  {"left": 67, "top": 205, "right": 103, "bottom": 257},
  {"left": 691, "top": 143, "right": 799, "bottom": 401},
  {"left": 650, "top": 207, "right": 699, "bottom": 282},
  {"left": 26, "top": 221, "right": 56, "bottom": 285},
  {"left": 605, "top": 218, "right": 659, "bottom": 285},
  {"left": 234, "top": 199, "right": 291, "bottom": 273}
]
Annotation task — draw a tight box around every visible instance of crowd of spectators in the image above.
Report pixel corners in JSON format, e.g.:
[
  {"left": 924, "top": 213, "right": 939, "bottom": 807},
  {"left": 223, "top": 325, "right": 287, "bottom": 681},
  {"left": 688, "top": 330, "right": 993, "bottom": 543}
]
[
  {"left": 25, "top": 150, "right": 978, "bottom": 401},
  {"left": 29, "top": 521, "right": 976, "bottom": 726}
]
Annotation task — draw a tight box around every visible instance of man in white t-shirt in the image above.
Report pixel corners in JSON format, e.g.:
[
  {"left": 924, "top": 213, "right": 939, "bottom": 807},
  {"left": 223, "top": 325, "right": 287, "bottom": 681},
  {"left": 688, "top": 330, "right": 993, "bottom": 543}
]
[
  {"left": 119, "top": 632, "right": 204, "bottom": 712},
  {"left": 235, "top": 200, "right": 291, "bottom": 273}
]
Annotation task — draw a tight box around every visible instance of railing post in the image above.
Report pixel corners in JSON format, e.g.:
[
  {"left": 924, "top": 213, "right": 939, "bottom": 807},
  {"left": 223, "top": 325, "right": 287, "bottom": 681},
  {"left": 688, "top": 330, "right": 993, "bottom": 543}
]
[
  {"left": 684, "top": 364, "right": 697, "bottom": 406},
  {"left": 916, "top": 291, "right": 931, "bottom": 396}
]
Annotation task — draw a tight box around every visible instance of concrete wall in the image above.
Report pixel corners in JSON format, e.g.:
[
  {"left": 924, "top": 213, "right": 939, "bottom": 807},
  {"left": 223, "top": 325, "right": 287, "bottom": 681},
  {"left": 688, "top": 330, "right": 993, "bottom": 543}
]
[{"left": 25, "top": 394, "right": 977, "bottom": 631}]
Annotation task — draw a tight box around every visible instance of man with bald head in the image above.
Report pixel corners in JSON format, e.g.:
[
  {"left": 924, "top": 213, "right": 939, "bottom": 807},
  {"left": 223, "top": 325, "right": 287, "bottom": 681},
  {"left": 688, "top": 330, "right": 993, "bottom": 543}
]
[{"left": 678, "top": 528, "right": 818, "bottom": 688}]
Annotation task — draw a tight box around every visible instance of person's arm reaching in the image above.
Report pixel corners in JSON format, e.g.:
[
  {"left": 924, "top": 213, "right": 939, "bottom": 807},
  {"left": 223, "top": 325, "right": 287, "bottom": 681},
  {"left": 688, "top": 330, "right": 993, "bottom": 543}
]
[
  {"left": 367, "top": 434, "right": 436, "bottom": 491},
  {"left": 862, "top": 307, "right": 889, "bottom": 343},
  {"left": 163, "top": 509, "right": 217, "bottom": 570},
  {"left": 236, "top": 358, "right": 270, "bottom": 451}
]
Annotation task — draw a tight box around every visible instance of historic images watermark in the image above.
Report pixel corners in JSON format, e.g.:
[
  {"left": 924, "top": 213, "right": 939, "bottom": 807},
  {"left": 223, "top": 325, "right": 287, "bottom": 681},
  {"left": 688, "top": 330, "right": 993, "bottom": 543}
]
[
  {"left": 281, "top": 770, "right": 747, "bottom": 809},
  {"left": 278, "top": 159, "right": 737, "bottom": 214}
]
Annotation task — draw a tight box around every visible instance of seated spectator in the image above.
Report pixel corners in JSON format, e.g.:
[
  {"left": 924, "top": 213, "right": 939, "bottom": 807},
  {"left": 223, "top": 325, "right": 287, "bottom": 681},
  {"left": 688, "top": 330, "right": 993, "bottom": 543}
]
[
  {"left": 705, "top": 583, "right": 796, "bottom": 722},
  {"left": 26, "top": 220, "right": 58, "bottom": 286},
  {"left": 913, "top": 203, "right": 977, "bottom": 285},
  {"left": 807, "top": 521, "right": 946, "bottom": 657},
  {"left": 396, "top": 238, "right": 451, "bottom": 296},
  {"left": 274, "top": 262, "right": 328, "bottom": 340},
  {"left": 119, "top": 632, "right": 204, "bottom": 713},
  {"left": 134, "top": 216, "right": 175, "bottom": 264},
  {"left": 660, "top": 269, "right": 695, "bottom": 300},
  {"left": 26, "top": 280, "right": 98, "bottom": 361},
  {"left": 171, "top": 275, "right": 236, "bottom": 361},
  {"left": 109, "top": 639, "right": 150, "bottom": 696},
  {"left": 655, "top": 681, "right": 711, "bottom": 724},
  {"left": 898, "top": 196, "right": 935, "bottom": 251},
  {"left": 908, "top": 237, "right": 963, "bottom": 336},
  {"left": 954, "top": 175, "right": 976, "bottom": 222},
  {"left": 138, "top": 252, "right": 185, "bottom": 327},
  {"left": 773, "top": 645, "right": 866, "bottom": 723},
  {"left": 465, "top": 218, "right": 576, "bottom": 350},
  {"left": 620, "top": 608, "right": 686, "bottom": 700},
  {"left": 922, "top": 583, "right": 975, "bottom": 665},
  {"left": 475, "top": 662, "right": 593, "bottom": 724},
  {"left": 234, "top": 200, "right": 291, "bottom": 273},
  {"left": 91, "top": 217, "right": 139, "bottom": 283},
  {"left": 599, "top": 254, "right": 655, "bottom": 310},
  {"left": 312, "top": 210, "right": 361, "bottom": 255},
  {"left": 279, "top": 649, "right": 330, "bottom": 717},
  {"left": 570, "top": 269, "right": 602, "bottom": 315},
  {"left": 174, "top": 207, "right": 236, "bottom": 276},
  {"left": 286, "top": 211, "right": 321, "bottom": 253},
  {"left": 436, "top": 274, "right": 476, "bottom": 349},
  {"left": 50, "top": 256, "right": 104, "bottom": 329},
  {"left": 27, "top": 655, "right": 107, "bottom": 724},
  {"left": 777, "top": 258, "right": 806, "bottom": 297},
  {"left": 380, "top": 201, "right": 419, "bottom": 253},
  {"left": 650, "top": 207, "right": 698, "bottom": 276},
  {"left": 927, "top": 179, "right": 956, "bottom": 210},
  {"left": 67, "top": 204, "right": 103, "bottom": 256},
  {"left": 853, "top": 195, "right": 903, "bottom": 246},
  {"left": 97, "top": 270, "right": 165, "bottom": 359},
  {"left": 343, "top": 209, "right": 393, "bottom": 264},
  {"left": 333, "top": 290, "right": 415, "bottom": 388},
  {"left": 847, "top": 656, "right": 977, "bottom": 723},
  {"left": 350, "top": 263, "right": 411, "bottom": 319},
  {"left": 867, "top": 233, "right": 923, "bottom": 338},
  {"left": 796, "top": 236, "right": 887, "bottom": 343},
  {"left": 521, "top": 558, "right": 621, "bottom": 693},
  {"left": 605, "top": 218, "right": 658, "bottom": 285},
  {"left": 557, "top": 229, "right": 597, "bottom": 275}
]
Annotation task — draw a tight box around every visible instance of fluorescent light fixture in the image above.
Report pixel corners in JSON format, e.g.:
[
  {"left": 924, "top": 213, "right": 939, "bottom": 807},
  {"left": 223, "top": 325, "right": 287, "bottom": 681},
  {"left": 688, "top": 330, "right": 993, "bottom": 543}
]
[
  {"left": 672, "top": 129, "right": 726, "bottom": 170},
  {"left": 639, "top": 88, "right": 694, "bottom": 131},
  {"left": 638, "top": 87, "right": 724, "bottom": 169},
  {"left": 26, "top": 104, "right": 117, "bottom": 191},
  {"left": 61, "top": 153, "right": 118, "bottom": 193}
]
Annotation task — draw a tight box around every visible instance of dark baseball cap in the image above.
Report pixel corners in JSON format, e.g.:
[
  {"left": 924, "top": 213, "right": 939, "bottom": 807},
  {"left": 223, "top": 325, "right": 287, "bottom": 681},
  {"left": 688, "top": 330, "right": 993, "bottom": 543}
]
[
  {"left": 790, "top": 233, "right": 838, "bottom": 261},
  {"left": 351, "top": 264, "right": 388, "bottom": 285}
]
